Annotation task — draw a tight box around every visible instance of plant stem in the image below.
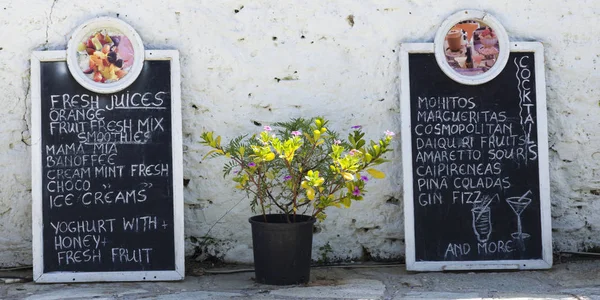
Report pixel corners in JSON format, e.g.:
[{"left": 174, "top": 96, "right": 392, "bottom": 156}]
[
  {"left": 265, "top": 188, "right": 288, "bottom": 215},
  {"left": 282, "top": 159, "right": 298, "bottom": 220}
]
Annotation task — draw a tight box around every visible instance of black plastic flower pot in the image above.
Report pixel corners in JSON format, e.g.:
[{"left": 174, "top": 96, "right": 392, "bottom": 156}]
[{"left": 249, "top": 214, "right": 316, "bottom": 285}]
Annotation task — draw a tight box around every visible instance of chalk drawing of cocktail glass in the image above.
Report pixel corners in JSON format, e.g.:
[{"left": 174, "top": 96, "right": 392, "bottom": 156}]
[
  {"left": 472, "top": 206, "right": 492, "bottom": 243},
  {"left": 471, "top": 194, "right": 498, "bottom": 243},
  {"left": 506, "top": 191, "right": 532, "bottom": 240}
]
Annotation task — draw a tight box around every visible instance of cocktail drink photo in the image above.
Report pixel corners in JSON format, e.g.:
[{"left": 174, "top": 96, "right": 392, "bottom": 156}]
[
  {"left": 446, "top": 29, "right": 463, "bottom": 52},
  {"left": 478, "top": 27, "right": 498, "bottom": 49},
  {"left": 454, "top": 21, "right": 479, "bottom": 45},
  {"left": 506, "top": 194, "right": 532, "bottom": 240},
  {"left": 472, "top": 52, "right": 483, "bottom": 67},
  {"left": 444, "top": 19, "right": 499, "bottom": 76},
  {"left": 475, "top": 26, "right": 499, "bottom": 58}
]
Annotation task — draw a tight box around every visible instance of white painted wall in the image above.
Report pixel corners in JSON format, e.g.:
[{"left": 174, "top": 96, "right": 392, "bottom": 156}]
[{"left": 0, "top": 0, "right": 599, "bottom": 266}]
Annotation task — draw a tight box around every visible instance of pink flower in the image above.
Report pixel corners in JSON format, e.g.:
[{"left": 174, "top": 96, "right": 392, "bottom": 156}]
[
  {"left": 360, "top": 175, "right": 369, "bottom": 182},
  {"left": 352, "top": 186, "right": 361, "bottom": 196},
  {"left": 283, "top": 175, "right": 292, "bottom": 181},
  {"left": 351, "top": 125, "right": 362, "bottom": 129},
  {"left": 349, "top": 149, "right": 359, "bottom": 156},
  {"left": 334, "top": 139, "right": 341, "bottom": 145},
  {"left": 384, "top": 130, "right": 395, "bottom": 137},
  {"left": 291, "top": 131, "right": 301, "bottom": 136},
  {"left": 263, "top": 126, "right": 272, "bottom": 132},
  {"left": 247, "top": 162, "right": 256, "bottom": 167}
]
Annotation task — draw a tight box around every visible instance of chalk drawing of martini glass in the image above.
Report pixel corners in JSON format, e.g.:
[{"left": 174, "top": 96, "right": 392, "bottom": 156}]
[{"left": 507, "top": 191, "right": 532, "bottom": 240}]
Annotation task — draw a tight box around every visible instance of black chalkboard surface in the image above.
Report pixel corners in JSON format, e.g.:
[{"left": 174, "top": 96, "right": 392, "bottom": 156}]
[
  {"left": 31, "top": 51, "right": 184, "bottom": 282},
  {"left": 401, "top": 43, "right": 552, "bottom": 271}
]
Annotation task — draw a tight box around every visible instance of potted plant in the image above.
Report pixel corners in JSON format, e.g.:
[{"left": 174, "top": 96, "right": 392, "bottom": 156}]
[{"left": 200, "top": 117, "right": 394, "bottom": 285}]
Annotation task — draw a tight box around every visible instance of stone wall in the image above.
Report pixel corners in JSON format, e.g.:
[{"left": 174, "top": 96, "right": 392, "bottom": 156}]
[{"left": 0, "top": 0, "right": 598, "bottom": 266}]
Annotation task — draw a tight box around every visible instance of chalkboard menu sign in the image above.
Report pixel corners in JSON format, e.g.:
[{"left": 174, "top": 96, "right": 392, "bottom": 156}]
[
  {"left": 31, "top": 51, "right": 184, "bottom": 282},
  {"left": 400, "top": 43, "right": 552, "bottom": 271}
]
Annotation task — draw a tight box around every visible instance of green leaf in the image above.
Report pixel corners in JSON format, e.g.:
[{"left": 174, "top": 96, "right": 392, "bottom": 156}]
[
  {"left": 303, "top": 132, "right": 314, "bottom": 144},
  {"left": 264, "top": 152, "right": 275, "bottom": 161},
  {"left": 341, "top": 172, "right": 354, "bottom": 181},
  {"left": 316, "top": 212, "right": 327, "bottom": 221},
  {"left": 341, "top": 197, "right": 351, "bottom": 208},
  {"left": 366, "top": 168, "right": 385, "bottom": 179},
  {"left": 202, "top": 149, "right": 224, "bottom": 160},
  {"left": 348, "top": 135, "right": 355, "bottom": 145},
  {"left": 373, "top": 158, "right": 387, "bottom": 165},
  {"left": 266, "top": 171, "right": 275, "bottom": 180},
  {"left": 313, "top": 130, "right": 321, "bottom": 141},
  {"left": 357, "top": 140, "right": 365, "bottom": 149}
]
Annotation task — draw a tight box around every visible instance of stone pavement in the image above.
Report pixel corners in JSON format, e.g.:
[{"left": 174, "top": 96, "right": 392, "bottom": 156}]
[{"left": 2, "top": 259, "right": 600, "bottom": 299}]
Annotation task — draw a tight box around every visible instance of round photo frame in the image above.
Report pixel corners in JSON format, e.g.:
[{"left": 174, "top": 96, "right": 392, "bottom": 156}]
[
  {"left": 434, "top": 10, "right": 509, "bottom": 85},
  {"left": 66, "top": 17, "right": 144, "bottom": 94}
]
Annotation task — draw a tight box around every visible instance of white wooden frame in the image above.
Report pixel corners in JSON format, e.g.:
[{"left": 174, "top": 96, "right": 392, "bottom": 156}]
[
  {"left": 433, "top": 10, "right": 510, "bottom": 85},
  {"left": 66, "top": 17, "right": 145, "bottom": 94},
  {"left": 401, "top": 42, "right": 552, "bottom": 271},
  {"left": 31, "top": 50, "right": 184, "bottom": 282}
]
